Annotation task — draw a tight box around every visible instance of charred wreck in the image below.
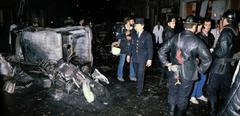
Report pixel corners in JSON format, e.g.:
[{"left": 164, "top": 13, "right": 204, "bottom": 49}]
[{"left": 1, "top": 26, "right": 111, "bottom": 111}]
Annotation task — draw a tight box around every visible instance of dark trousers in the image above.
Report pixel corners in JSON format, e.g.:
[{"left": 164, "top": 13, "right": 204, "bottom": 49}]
[
  {"left": 168, "top": 77, "right": 194, "bottom": 111},
  {"left": 133, "top": 62, "right": 146, "bottom": 95},
  {"left": 207, "top": 73, "right": 232, "bottom": 108}
]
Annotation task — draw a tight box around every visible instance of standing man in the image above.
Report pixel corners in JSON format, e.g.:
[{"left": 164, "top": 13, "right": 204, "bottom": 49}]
[
  {"left": 207, "top": 9, "right": 239, "bottom": 116},
  {"left": 190, "top": 18, "right": 215, "bottom": 104},
  {"left": 153, "top": 20, "right": 164, "bottom": 46},
  {"left": 116, "top": 17, "right": 136, "bottom": 82},
  {"left": 211, "top": 19, "right": 223, "bottom": 49},
  {"left": 127, "top": 18, "right": 153, "bottom": 96},
  {"left": 162, "top": 16, "right": 176, "bottom": 43},
  {"left": 158, "top": 15, "right": 212, "bottom": 116},
  {"left": 159, "top": 16, "right": 176, "bottom": 85}
]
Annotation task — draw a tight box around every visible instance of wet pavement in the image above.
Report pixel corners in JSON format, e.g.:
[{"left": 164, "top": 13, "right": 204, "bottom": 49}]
[{"left": 1, "top": 60, "right": 211, "bottom": 116}]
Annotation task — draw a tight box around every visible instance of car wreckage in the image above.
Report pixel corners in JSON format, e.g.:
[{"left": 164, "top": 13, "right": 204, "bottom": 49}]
[{"left": 0, "top": 26, "right": 111, "bottom": 110}]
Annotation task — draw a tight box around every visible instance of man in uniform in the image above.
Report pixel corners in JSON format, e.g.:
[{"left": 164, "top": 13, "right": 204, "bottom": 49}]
[
  {"left": 127, "top": 18, "right": 153, "bottom": 96},
  {"left": 207, "top": 9, "right": 240, "bottom": 116},
  {"left": 158, "top": 15, "right": 212, "bottom": 116}
]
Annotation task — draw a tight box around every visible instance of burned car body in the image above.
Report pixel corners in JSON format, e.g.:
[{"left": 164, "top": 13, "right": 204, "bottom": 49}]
[
  {"left": 1, "top": 26, "right": 110, "bottom": 110},
  {"left": 19, "top": 26, "right": 93, "bottom": 65}
]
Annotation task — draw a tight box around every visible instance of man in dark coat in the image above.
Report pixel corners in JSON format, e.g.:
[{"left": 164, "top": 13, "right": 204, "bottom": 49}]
[
  {"left": 207, "top": 9, "right": 240, "bottom": 116},
  {"left": 159, "top": 16, "right": 176, "bottom": 85},
  {"left": 127, "top": 18, "right": 153, "bottom": 96},
  {"left": 158, "top": 15, "right": 212, "bottom": 116},
  {"left": 162, "top": 16, "right": 176, "bottom": 43}
]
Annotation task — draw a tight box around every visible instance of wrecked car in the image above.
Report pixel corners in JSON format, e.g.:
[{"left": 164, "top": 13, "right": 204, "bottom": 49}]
[{"left": 1, "top": 26, "right": 111, "bottom": 110}]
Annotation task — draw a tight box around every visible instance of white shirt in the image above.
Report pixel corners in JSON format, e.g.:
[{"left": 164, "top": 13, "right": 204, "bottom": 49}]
[
  {"left": 138, "top": 30, "right": 143, "bottom": 38},
  {"left": 211, "top": 28, "right": 221, "bottom": 48}
]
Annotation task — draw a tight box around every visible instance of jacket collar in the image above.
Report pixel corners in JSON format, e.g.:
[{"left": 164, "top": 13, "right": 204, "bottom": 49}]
[{"left": 223, "top": 24, "right": 238, "bottom": 36}]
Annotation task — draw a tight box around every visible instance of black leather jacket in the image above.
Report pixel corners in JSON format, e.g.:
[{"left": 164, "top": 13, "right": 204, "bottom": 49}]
[
  {"left": 210, "top": 24, "right": 238, "bottom": 75},
  {"left": 158, "top": 30, "right": 212, "bottom": 80},
  {"left": 219, "top": 70, "right": 240, "bottom": 116},
  {"left": 196, "top": 32, "right": 215, "bottom": 49},
  {"left": 162, "top": 26, "right": 175, "bottom": 43}
]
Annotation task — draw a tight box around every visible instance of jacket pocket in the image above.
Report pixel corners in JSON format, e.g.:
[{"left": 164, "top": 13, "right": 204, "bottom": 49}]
[{"left": 181, "top": 60, "right": 198, "bottom": 80}]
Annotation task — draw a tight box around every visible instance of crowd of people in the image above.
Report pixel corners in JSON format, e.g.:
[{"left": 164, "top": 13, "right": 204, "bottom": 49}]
[{"left": 114, "top": 9, "right": 240, "bottom": 116}]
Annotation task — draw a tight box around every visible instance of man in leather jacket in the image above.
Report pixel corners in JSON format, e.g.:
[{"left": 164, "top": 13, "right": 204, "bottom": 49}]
[
  {"left": 207, "top": 9, "right": 240, "bottom": 116},
  {"left": 158, "top": 15, "right": 212, "bottom": 116},
  {"left": 159, "top": 16, "right": 176, "bottom": 85},
  {"left": 162, "top": 16, "right": 176, "bottom": 43}
]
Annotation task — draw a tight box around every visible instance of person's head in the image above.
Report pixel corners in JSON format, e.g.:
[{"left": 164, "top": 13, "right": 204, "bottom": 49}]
[
  {"left": 167, "top": 16, "right": 176, "bottom": 29},
  {"left": 134, "top": 18, "right": 144, "bottom": 32},
  {"left": 195, "top": 16, "right": 203, "bottom": 33},
  {"left": 202, "top": 18, "right": 212, "bottom": 33},
  {"left": 32, "top": 18, "right": 39, "bottom": 27},
  {"left": 64, "top": 16, "right": 74, "bottom": 26},
  {"left": 216, "top": 19, "right": 223, "bottom": 29},
  {"left": 79, "top": 19, "right": 84, "bottom": 26},
  {"left": 183, "top": 15, "right": 198, "bottom": 33},
  {"left": 124, "top": 17, "right": 130, "bottom": 25},
  {"left": 129, "top": 18, "right": 135, "bottom": 26},
  {"left": 156, "top": 20, "right": 161, "bottom": 25},
  {"left": 222, "top": 9, "right": 240, "bottom": 27},
  {"left": 177, "top": 17, "right": 182, "bottom": 23}
]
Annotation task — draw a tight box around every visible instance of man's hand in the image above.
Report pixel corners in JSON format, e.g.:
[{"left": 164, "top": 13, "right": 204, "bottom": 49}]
[
  {"left": 165, "top": 63, "right": 178, "bottom": 72},
  {"left": 125, "top": 30, "right": 131, "bottom": 36},
  {"left": 210, "top": 48, "right": 214, "bottom": 53},
  {"left": 168, "top": 65, "right": 178, "bottom": 72},
  {"left": 127, "top": 55, "right": 131, "bottom": 63},
  {"left": 165, "top": 63, "right": 172, "bottom": 67},
  {"left": 146, "top": 60, "right": 152, "bottom": 67},
  {"left": 126, "top": 36, "right": 131, "bottom": 41}
]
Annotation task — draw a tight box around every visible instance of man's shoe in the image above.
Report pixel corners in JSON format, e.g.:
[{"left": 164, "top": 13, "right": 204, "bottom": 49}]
[
  {"left": 190, "top": 97, "right": 199, "bottom": 104},
  {"left": 117, "top": 77, "right": 125, "bottom": 82},
  {"left": 130, "top": 77, "right": 137, "bottom": 81},
  {"left": 197, "top": 96, "right": 208, "bottom": 102}
]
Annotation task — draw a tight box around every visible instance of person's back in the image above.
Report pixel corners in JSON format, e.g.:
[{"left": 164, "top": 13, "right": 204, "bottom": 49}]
[{"left": 158, "top": 15, "right": 212, "bottom": 116}]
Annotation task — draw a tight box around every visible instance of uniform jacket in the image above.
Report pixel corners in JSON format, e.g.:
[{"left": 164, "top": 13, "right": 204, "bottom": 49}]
[
  {"left": 129, "top": 30, "right": 153, "bottom": 63},
  {"left": 158, "top": 30, "right": 212, "bottom": 80},
  {"left": 162, "top": 26, "right": 175, "bottom": 43},
  {"left": 210, "top": 24, "right": 238, "bottom": 75}
]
